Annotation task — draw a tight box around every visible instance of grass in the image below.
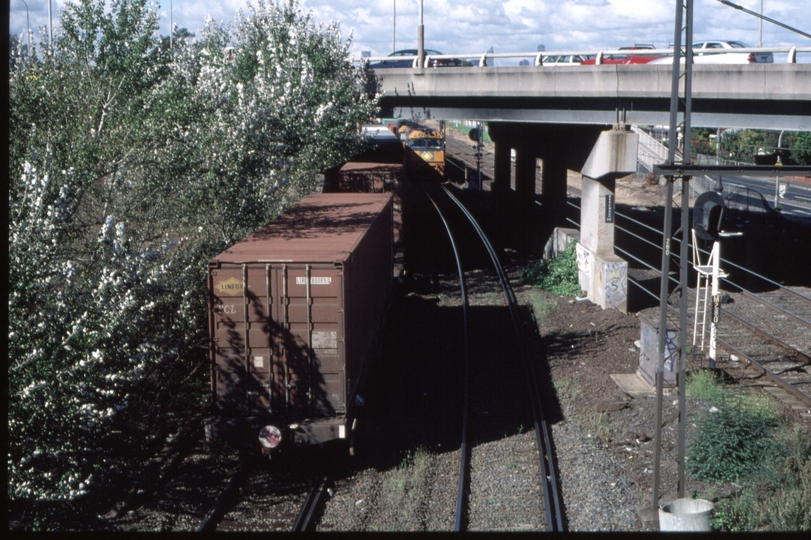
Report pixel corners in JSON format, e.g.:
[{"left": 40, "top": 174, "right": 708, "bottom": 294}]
[
  {"left": 685, "top": 369, "right": 726, "bottom": 404},
  {"left": 682, "top": 372, "right": 811, "bottom": 531},
  {"left": 527, "top": 290, "right": 553, "bottom": 326},
  {"left": 382, "top": 447, "right": 434, "bottom": 528}
]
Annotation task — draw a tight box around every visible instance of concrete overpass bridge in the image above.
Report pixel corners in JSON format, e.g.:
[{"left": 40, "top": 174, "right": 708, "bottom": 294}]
[{"left": 373, "top": 62, "right": 811, "bottom": 312}]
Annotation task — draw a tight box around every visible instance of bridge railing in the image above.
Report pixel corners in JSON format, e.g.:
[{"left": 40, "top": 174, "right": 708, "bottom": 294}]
[{"left": 354, "top": 46, "right": 811, "bottom": 67}]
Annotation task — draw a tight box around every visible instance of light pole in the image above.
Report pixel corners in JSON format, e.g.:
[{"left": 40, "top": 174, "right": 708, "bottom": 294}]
[
  {"left": 19, "top": 0, "right": 30, "bottom": 65},
  {"left": 48, "top": 0, "right": 52, "bottom": 50},
  {"left": 759, "top": 0, "right": 763, "bottom": 47},
  {"left": 417, "top": 0, "right": 424, "bottom": 68},
  {"left": 170, "top": 0, "right": 173, "bottom": 53},
  {"left": 392, "top": 0, "right": 396, "bottom": 53}
]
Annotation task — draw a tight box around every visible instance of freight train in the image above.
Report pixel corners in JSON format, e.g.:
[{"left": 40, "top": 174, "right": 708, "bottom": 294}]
[{"left": 204, "top": 193, "right": 394, "bottom": 456}]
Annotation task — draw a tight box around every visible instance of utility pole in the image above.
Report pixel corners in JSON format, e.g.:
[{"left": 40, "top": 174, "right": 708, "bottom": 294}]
[
  {"left": 47, "top": 0, "right": 52, "bottom": 51},
  {"left": 654, "top": 0, "right": 694, "bottom": 515},
  {"left": 417, "top": 0, "right": 424, "bottom": 68}
]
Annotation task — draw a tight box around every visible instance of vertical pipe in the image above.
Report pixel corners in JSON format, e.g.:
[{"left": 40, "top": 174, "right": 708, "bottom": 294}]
[
  {"left": 653, "top": 0, "right": 685, "bottom": 515},
  {"left": 677, "top": 0, "right": 695, "bottom": 499}
]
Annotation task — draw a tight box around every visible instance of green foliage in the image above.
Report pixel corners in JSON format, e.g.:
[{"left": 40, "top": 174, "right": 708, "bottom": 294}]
[
  {"left": 685, "top": 369, "right": 725, "bottom": 404},
  {"left": 792, "top": 132, "right": 811, "bottom": 165},
  {"left": 521, "top": 241, "right": 582, "bottom": 297},
  {"left": 686, "top": 391, "right": 778, "bottom": 484},
  {"left": 8, "top": 0, "right": 378, "bottom": 506},
  {"left": 711, "top": 426, "right": 811, "bottom": 532},
  {"left": 711, "top": 490, "right": 758, "bottom": 532}
]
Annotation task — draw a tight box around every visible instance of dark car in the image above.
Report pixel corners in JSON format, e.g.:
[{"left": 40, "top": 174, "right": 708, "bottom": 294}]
[{"left": 368, "top": 49, "right": 462, "bottom": 69}]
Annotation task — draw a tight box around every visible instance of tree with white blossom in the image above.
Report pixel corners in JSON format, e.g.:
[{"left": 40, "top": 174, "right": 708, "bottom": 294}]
[{"left": 9, "top": 0, "right": 378, "bottom": 513}]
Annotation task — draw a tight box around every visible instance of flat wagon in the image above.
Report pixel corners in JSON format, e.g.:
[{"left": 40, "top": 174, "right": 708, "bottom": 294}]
[{"left": 204, "top": 193, "right": 394, "bottom": 455}]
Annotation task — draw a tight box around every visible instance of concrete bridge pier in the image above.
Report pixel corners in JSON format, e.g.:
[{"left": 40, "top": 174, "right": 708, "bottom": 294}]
[
  {"left": 492, "top": 140, "right": 511, "bottom": 193},
  {"left": 575, "top": 128, "right": 639, "bottom": 312}
]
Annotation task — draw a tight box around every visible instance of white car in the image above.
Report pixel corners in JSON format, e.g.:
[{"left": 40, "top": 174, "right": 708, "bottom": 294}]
[
  {"left": 541, "top": 54, "right": 593, "bottom": 66},
  {"left": 649, "top": 40, "right": 774, "bottom": 64}
]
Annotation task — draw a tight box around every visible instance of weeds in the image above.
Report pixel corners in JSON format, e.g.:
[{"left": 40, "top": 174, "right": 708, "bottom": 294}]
[
  {"left": 521, "top": 242, "right": 581, "bottom": 297},
  {"left": 685, "top": 369, "right": 725, "bottom": 405},
  {"left": 684, "top": 380, "right": 811, "bottom": 531}
]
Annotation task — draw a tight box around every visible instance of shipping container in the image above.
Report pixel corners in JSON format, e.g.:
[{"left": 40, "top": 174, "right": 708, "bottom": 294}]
[{"left": 205, "top": 193, "right": 394, "bottom": 454}]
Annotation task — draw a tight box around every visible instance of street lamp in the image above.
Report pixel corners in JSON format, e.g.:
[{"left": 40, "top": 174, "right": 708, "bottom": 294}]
[{"left": 19, "top": 0, "right": 30, "bottom": 66}]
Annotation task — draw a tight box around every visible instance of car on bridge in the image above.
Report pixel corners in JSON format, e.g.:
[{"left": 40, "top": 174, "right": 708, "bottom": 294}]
[
  {"left": 580, "top": 45, "right": 664, "bottom": 65},
  {"left": 649, "top": 40, "right": 774, "bottom": 64},
  {"left": 541, "top": 54, "right": 594, "bottom": 66},
  {"left": 368, "top": 49, "right": 463, "bottom": 69}
]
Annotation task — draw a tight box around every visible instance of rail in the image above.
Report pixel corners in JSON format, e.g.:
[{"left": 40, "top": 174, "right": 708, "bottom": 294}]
[
  {"left": 421, "top": 187, "right": 472, "bottom": 532},
  {"left": 443, "top": 186, "right": 565, "bottom": 531},
  {"left": 353, "top": 46, "right": 811, "bottom": 67}
]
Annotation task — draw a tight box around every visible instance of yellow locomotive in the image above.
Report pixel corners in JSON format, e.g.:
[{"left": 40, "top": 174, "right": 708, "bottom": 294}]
[{"left": 391, "top": 120, "right": 446, "bottom": 181}]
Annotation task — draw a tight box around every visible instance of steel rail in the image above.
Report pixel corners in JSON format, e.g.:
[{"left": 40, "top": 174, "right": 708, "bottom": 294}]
[
  {"left": 441, "top": 185, "right": 565, "bottom": 532},
  {"left": 292, "top": 476, "right": 331, "bottom": 532},
  {"left": 740, "top": 290, "right": 811, "bottom": 330},
  {"left": 421, "top": 186, "right": 472, "bottom": 532},
  {"left": 197, "top": 461, "right": 252, "bottom": 532}
]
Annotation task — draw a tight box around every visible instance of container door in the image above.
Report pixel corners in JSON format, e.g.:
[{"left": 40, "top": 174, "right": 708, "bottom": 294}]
[
  {"left": 278, "top": 264, "right": 346, "bottom": 418},
  {"left": 211, "top": 265, "right": 274, "bottom": 415}
]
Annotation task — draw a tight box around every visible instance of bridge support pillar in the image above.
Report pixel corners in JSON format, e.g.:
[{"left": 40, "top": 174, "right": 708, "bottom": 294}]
[
  {"left": 492, "top": 140, "right": 512, "bottom": 193},
  {"left": 574, "top": 128, "right": 638, "bottom": 313},
  {"left": 514, "top": 147, "right": 536, "bottom": 200},
  {"left": 541, "top": 158, "right": 568, "bottom": 228}
]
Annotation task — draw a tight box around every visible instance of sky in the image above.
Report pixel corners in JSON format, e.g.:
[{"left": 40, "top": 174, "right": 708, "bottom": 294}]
[{"left": 8, "top": 0, "right": 811, "bottom": 62}]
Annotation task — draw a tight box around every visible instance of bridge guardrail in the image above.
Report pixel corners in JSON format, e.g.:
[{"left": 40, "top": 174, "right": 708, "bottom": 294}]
[{"left": 353, "top": 46, "right": 811, "bottom": 67}]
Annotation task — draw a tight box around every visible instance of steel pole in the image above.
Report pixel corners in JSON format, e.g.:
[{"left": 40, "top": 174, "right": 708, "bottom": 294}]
[
  {"left": 417, "top": 0, "right": 424, "bottom": 67},
  {"left": 47, "top": 0, "right": 52, "bottom": 51},
  {"left": 676, "top": 0, "right": 695, "bottom": 500},
  {"left": 653, "top": 0, "right": 686, "bottom": 513}
]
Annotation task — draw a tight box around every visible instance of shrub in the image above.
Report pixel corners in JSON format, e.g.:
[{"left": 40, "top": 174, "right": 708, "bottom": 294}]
[
  {"left": 711, "top": 426, "right": 811, "bottom": 531},
  {"left": 686, "top": 390, "right": 778, "bottom": 483},
  {"left": 521, "top": 242, "right": 581, "bottom": 297},
  {"left": 685, "top": 369, "right": 725, "bottom": 405}
]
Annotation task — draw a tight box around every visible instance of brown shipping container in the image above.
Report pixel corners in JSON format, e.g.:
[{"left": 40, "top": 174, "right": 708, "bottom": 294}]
[{"left": 206, "top": 193, "right": 393, "bottom": 451}]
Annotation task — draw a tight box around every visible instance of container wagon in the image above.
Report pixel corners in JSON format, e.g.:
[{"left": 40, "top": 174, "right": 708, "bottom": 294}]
[{"left": 205, "top": 193, "right": 394, "bottom": 456}]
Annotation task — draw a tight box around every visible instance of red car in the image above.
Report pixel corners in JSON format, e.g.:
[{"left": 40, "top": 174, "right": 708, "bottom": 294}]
[{"left": 580, "top": 46, "right": 663, "bottom": 65}]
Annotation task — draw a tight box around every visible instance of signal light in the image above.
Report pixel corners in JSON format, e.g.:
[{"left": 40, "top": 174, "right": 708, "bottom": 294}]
[{"left": 693, "top": 191, "right": 726, "bottom": 241}]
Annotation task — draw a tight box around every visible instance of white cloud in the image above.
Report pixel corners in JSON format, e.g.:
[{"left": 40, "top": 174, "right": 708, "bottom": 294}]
[{"left": 8, "top": 0, "right": 811, "bottom": 58}]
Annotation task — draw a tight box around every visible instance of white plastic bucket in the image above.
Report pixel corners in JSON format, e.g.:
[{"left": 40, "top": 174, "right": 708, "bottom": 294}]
[{"left": 659, "top": 498, "right": 713, "bottom": 532}]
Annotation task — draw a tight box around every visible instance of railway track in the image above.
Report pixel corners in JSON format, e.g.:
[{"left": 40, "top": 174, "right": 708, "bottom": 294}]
[
  {"left": 199, "top": 455, "right": 333, "bottom": 532},
  {"left": 593, "top": 202, "right": 811, "bottom": 419},
  {"left": 424, "top": 183, "right": 564, "bottom": 531},
  {"left": 612, "top": 219, "right": 811, "bottom": 421}
]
